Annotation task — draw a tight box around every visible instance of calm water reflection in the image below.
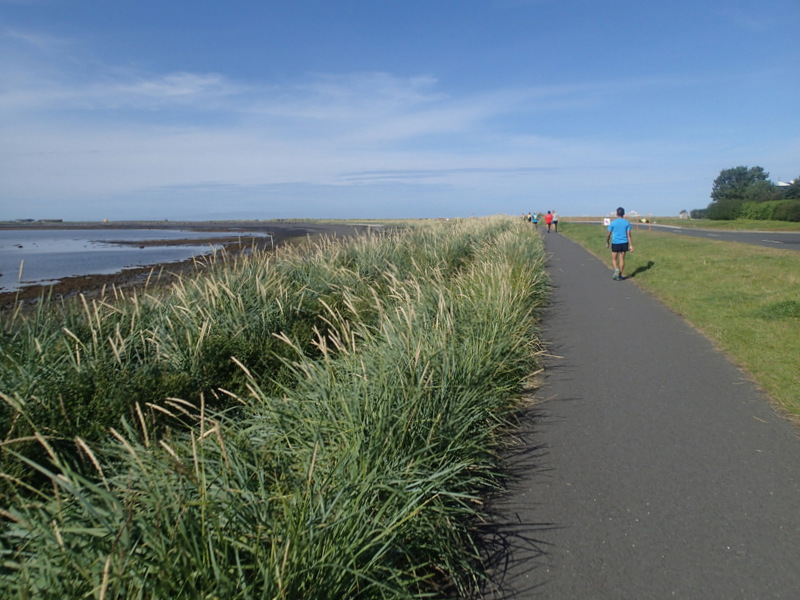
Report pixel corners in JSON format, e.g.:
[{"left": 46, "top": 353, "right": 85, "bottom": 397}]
[{"left": 0, "top": 229, "right": 268, "bottom": 292}]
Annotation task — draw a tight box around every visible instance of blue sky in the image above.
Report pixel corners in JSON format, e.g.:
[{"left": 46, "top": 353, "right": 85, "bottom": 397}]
[{"left": 1, "top": 0, "right": 798, "bottom": 221}]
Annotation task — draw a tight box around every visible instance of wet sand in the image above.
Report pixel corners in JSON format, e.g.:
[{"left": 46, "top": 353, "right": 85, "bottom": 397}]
[{"left": 0, "top": 221, "right": 375, "bottom": 310}]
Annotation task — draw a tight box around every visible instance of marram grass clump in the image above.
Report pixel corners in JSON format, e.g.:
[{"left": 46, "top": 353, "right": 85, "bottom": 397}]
[{"left": 0, "top": 217, "right": 547, "bottom": 598}]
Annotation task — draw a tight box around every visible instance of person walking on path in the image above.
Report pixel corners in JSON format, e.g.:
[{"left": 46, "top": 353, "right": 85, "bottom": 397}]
[
  {"left": 551, "top": 210, "right": 559, "bottom": 233},
  {"left": 606, "top": 206, "right": 633, "bottom": 280},
  {"left": 545, "top": 211, "right": 553, "bottom": 233}
]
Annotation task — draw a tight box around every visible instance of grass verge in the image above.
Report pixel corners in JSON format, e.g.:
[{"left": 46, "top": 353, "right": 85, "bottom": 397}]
[{"left": 559, "top": 222, "right": 800, "bottom": 420}]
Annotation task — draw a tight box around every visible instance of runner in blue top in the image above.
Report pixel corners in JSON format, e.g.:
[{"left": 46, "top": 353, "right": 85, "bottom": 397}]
[{"left": 605, "top": 207, "right": 634, "bottom": 280}]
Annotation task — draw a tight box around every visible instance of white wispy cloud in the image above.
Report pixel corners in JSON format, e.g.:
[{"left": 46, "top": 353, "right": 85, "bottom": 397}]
[
  {"left": 718, "top": 7, "right": 779, "bottom": 32},
  {"left": 2, "top": 27, "right": 71, "bottom": 51},
  {"left": 0, "top": 26, "right": 736, "bottom": 219},
  {"left": 109, "top": 72, "right": 240, "bottom": 104}
]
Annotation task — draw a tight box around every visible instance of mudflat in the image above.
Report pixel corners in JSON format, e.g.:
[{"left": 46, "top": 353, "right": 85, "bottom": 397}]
[{"left": 0, "top": 221, "right": 374, "bottom": 309}]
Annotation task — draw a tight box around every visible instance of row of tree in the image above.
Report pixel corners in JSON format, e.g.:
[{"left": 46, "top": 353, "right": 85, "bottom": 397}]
[{"left": 691, "top": 166, "right": 800, "bottom": 221}]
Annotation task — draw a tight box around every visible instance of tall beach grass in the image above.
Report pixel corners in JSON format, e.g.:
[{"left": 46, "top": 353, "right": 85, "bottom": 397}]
[{"left": 0, "top": 217, "right": 547, "bottom": 598}]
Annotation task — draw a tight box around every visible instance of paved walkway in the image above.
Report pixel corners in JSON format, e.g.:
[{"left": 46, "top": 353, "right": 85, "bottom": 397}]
[{"left": 486, "top": 232, "right": 800, "bottom": 599}]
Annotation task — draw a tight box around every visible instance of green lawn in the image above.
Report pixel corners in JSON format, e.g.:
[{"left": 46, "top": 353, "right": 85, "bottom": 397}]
[{"left": 559, "top": 222, "right": 800, "bottom": 420}]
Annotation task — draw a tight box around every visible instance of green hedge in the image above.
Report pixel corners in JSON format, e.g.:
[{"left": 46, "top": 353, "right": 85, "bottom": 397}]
[
  {"left": 738, "top": 200, "right": 800, "bottom": 221},
  {"left": 774, "top": 200, "right": 800, "bottom": 222}
]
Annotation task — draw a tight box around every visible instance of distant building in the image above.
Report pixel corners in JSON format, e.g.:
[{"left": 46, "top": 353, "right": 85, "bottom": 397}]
[{"left": 679, "top": 210, "right": 690, "bottom": 219}]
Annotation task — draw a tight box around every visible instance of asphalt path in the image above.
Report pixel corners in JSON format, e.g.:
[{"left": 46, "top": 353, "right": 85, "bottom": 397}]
[
  {"left": 485, "top": 232, "right": 800, "bottom": 599},
  {"left": 631, "top": 223, "right": 800, "bottom": 251}
]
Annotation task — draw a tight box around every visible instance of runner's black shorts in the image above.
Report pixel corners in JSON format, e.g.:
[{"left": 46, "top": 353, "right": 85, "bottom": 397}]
[{"left": 611, "top": 243, "right": 629, "bottom": 253}]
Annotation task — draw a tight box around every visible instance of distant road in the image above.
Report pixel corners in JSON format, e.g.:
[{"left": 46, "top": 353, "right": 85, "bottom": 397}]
[
  {"left": 571, "top": 220, "right": 800, "bottom": 251},
  {"left": 646, "top": 224, "right": 800, "bottom": 251}
]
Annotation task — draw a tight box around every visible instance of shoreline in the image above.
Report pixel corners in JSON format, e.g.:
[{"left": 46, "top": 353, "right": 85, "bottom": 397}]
[{"left": 0, "top": 221, "right": 375, "bottom": 311}]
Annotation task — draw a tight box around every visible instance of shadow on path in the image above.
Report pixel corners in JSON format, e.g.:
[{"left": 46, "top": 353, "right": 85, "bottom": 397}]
[{"left": 478, "top": 404, "right": 561, "bottom": 599}]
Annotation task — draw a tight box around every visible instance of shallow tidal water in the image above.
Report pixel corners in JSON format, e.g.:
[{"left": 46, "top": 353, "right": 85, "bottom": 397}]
[{"left": 0, "top": 228, "right": 267, "bottom": 292}]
